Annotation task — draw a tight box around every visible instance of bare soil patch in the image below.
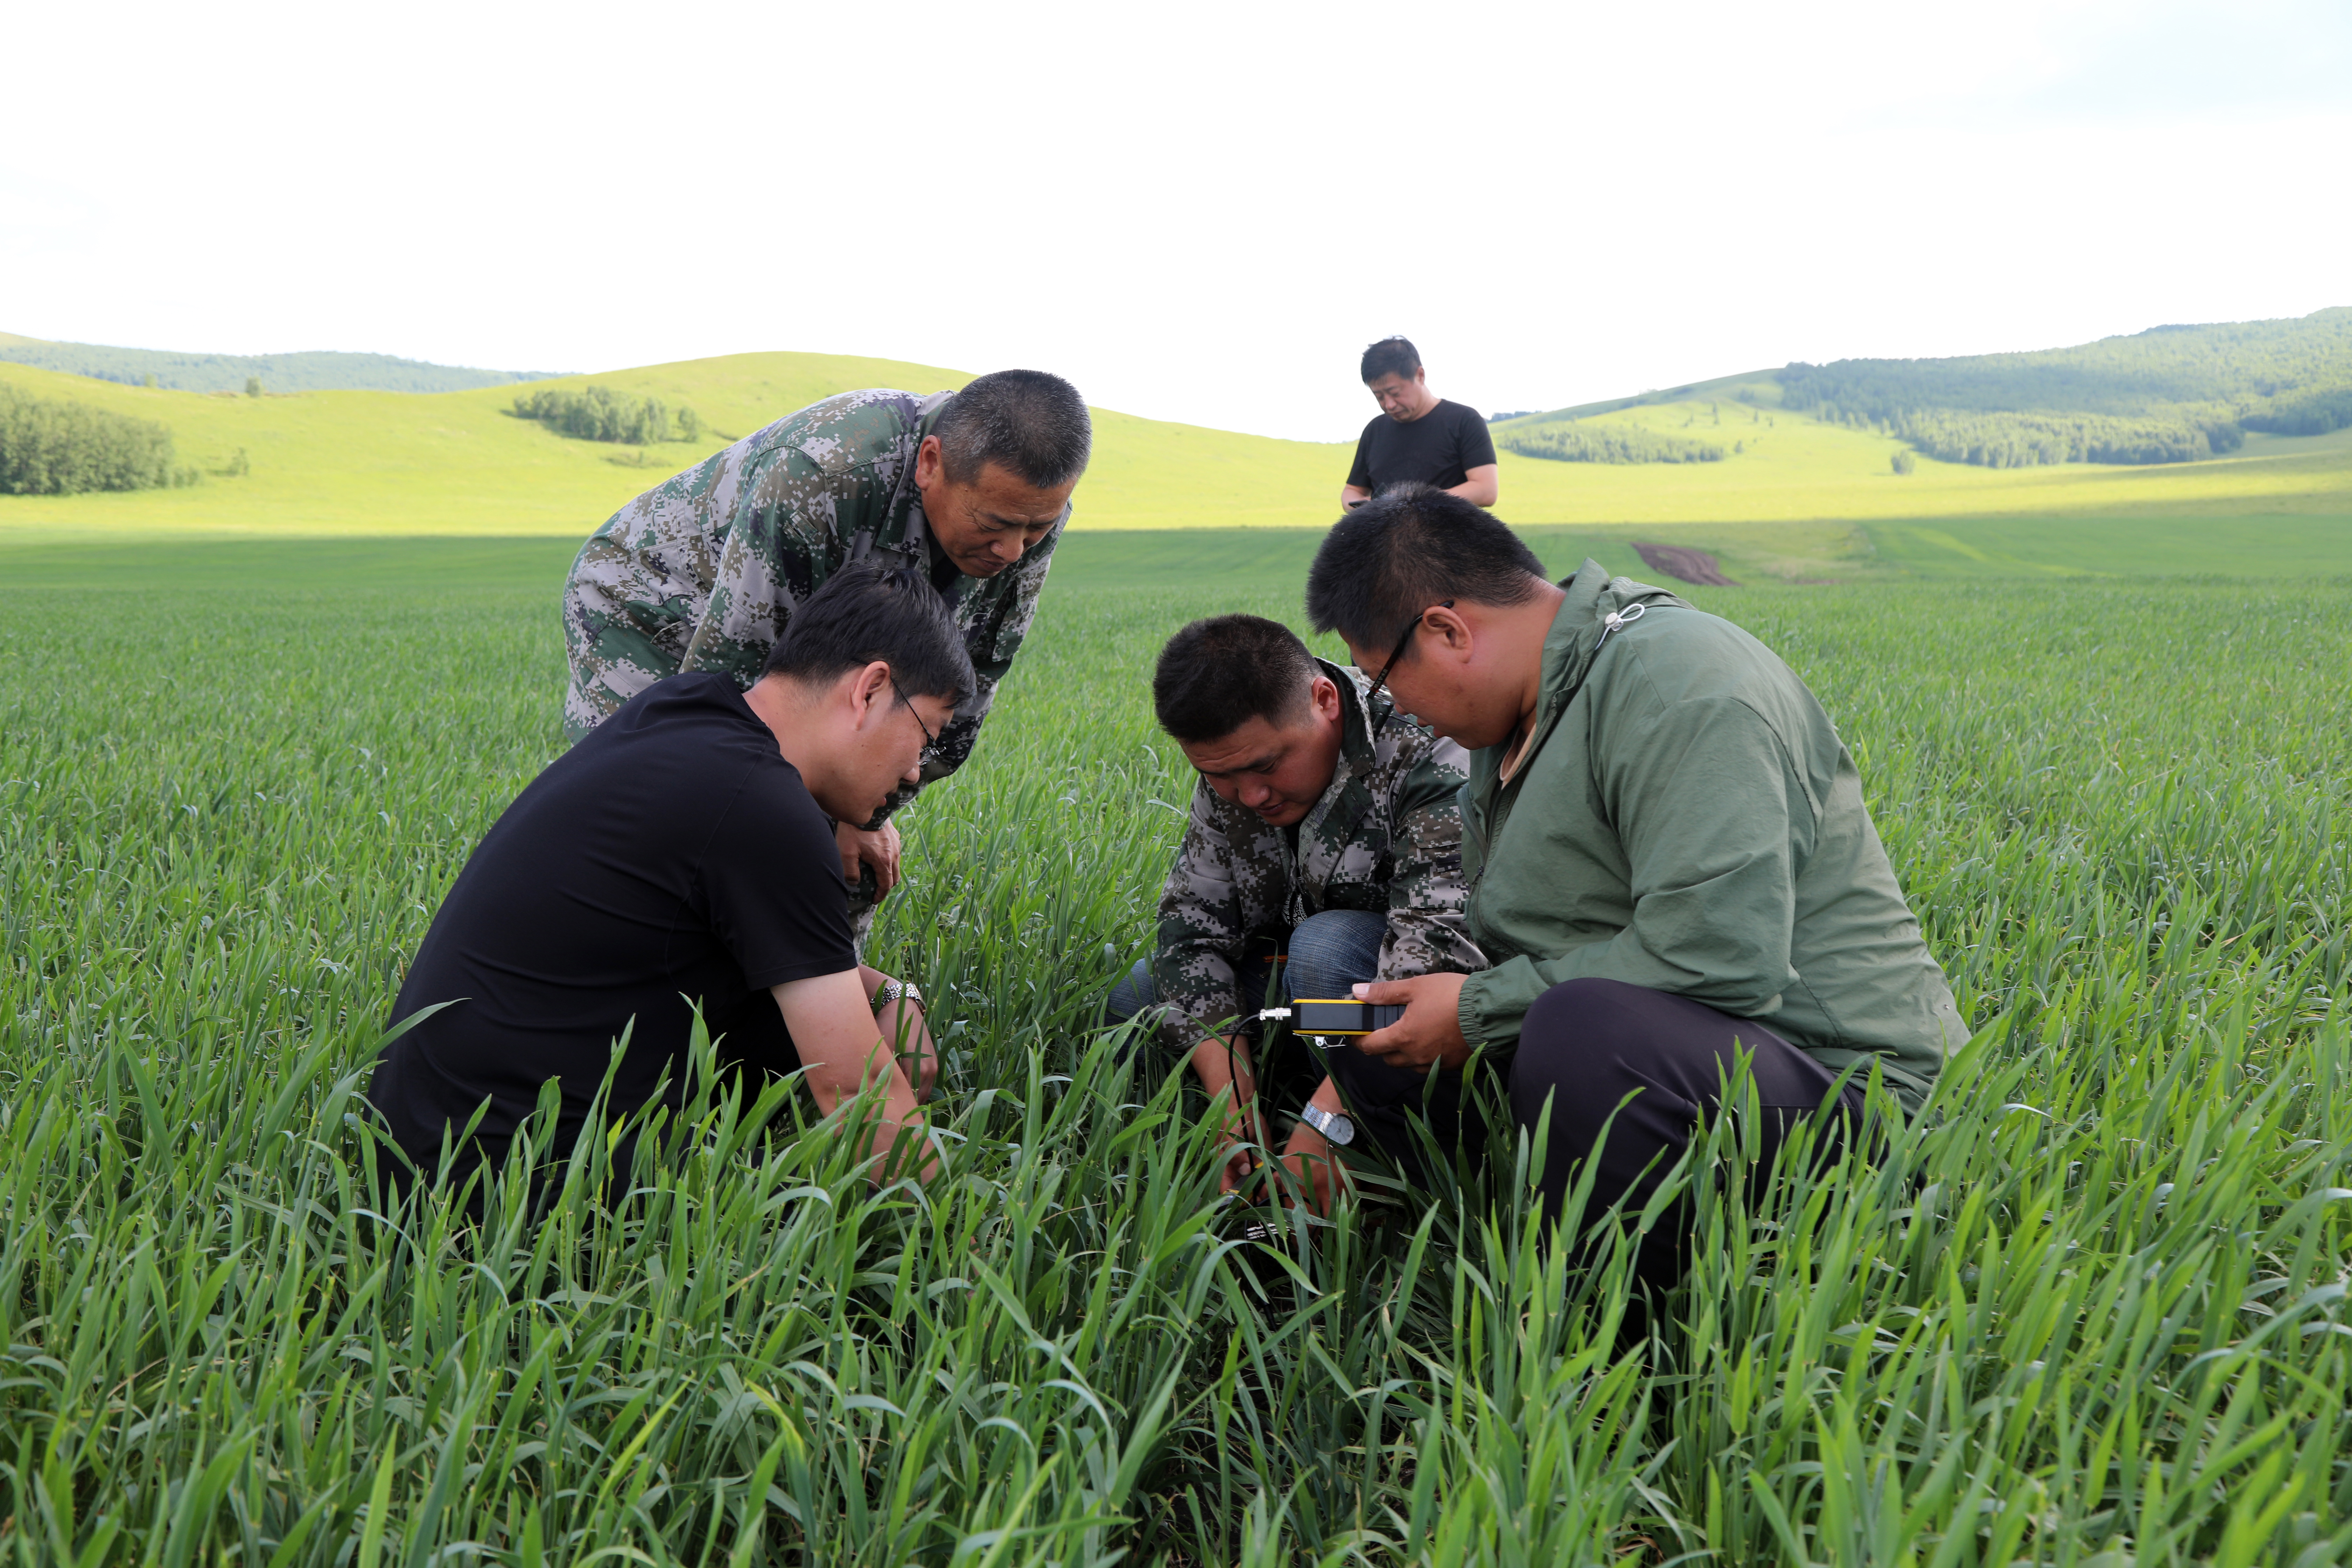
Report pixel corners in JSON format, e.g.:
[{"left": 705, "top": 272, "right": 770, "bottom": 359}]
[{"left": 1631, "top": 541, "right": 1738, "bottom": 586}]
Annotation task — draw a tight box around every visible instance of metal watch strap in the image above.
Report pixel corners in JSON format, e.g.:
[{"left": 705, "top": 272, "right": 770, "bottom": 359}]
[{"left": 1300, "top": 1102, "right": 1355, "bottom": 1147}]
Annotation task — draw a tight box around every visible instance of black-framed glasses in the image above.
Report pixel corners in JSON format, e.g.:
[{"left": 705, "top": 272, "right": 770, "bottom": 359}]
[
  {"left": 888, "top": 674, "right": 944, "bottom": 766},
  {"left": 1364, "top": 599, "right": 1452, "bottom": 736}
]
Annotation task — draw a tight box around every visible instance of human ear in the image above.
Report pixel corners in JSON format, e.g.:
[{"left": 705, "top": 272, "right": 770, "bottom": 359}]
[
  {"left": 850, "top": 661, "right": 892, "bottom": 723},
  {"left": 1425, "top": 605, "right": 1474, "bottom": 657}
]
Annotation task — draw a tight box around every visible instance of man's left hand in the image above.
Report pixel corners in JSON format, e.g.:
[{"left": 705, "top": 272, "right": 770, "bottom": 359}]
[
  {"left": 838, "top": 820, "right": 904, "bottom": 899},
  {"left": 1352, "top": 973, "right": 1472, "bottom": 1073}
]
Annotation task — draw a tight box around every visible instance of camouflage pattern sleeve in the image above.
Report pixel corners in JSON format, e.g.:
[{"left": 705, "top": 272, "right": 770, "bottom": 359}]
[
  {"left": 1374, "top": 744, "right": 1487, "bottom": 983},
  {"left": 677, "top": 446, "right": 888, "bottom": 691},
  {"left": 1146, "top": 783, "right": 1276, "bottom": 1061},
  {"left": 560, "top": 440, "right": 754, "bottom": 741}
]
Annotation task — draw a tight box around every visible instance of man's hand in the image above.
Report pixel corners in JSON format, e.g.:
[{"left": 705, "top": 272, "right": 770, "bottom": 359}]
[
  {"left": 1273, "top": 1077, "right": 1349, "bottom": 1216},
  {"left": 1351, "top": 973, "right": 1472, "bottom": 1073},
  {"left": 1189, "top": 1034, "right": 1263, "bottom": 1195},
  {"left": 836, "top": 820, "right": 904, "bottom": 899}
]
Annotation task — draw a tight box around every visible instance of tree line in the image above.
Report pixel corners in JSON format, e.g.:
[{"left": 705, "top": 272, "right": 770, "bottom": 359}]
[
  {"left": 0, "top": 383, "right": 198, "bottom": 494},
  {"left": 1499, "top": 423, "right": 1726, "bottom": 465},
  {"left": 512, "top": 386, "right": 705, "bottom": 446},
  {"left": 2242, "top": 386, "right": 2352, "bottom": 437},
  {"left": 1801, "top": 401, "right": 2246, "bottom": 468}
]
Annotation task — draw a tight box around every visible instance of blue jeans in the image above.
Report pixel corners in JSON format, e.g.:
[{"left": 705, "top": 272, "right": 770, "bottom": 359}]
[{"left": 1108, "top": 909, "right": 1388, "bottom": 1116}]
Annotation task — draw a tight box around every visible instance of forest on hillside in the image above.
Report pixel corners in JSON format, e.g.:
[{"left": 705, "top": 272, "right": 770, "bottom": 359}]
[{"left": 1777, "top": 307, "right": 2352, "bottom": 467}]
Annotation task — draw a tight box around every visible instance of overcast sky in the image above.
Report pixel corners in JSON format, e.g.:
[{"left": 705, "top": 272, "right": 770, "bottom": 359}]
[{"left": 5, "top": 0, "right": 2347, "bottom": 442}]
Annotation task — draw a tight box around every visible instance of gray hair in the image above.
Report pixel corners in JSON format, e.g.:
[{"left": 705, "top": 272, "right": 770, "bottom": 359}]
[{"left": 933, "top": 370, "right": 1092, "bottom": 490}]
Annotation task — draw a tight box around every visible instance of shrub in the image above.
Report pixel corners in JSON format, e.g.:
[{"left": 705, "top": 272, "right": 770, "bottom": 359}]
[
  {"left": 512, "top": 385, "right": 702, "bottom": 446},
  {"left": 0, "top": 382, "right": 183, "bottom": 494},
  {"left": 1892, "top": 449, "right": 1916, "bottom": 475},
  {"left": 245, "top": 376, "right": 263, "bottom": 398}
]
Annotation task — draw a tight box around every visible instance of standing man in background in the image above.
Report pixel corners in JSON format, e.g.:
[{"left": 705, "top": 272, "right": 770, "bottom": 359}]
[
  {"left": 562, "top": 371, "right": 1092, "bottom": 938},
  {"left": 1340, "top": 337, "right": 1499, "bottom": 511}
]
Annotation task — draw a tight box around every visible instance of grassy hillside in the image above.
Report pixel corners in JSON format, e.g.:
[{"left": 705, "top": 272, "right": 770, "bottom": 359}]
[
  {"left": 1506, "top": 308, "right": 2352, "bottom": 475},
  {"left": 4, "top": 346, "right": 2350, "bottom": 581},
  {"left": 1494, "top": 395, "right": 2352, "bottom": 525},
  {"left": 0, "top": 354, "right": 1352, "bottom": 538}
]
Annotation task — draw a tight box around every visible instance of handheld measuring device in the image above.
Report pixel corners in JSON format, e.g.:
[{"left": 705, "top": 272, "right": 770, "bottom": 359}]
[{"left": 1266, "top": 998, "right": 1405, "bottom": 1040}]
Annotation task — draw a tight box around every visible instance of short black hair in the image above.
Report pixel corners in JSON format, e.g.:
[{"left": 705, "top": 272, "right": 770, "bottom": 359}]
[
  {"left": 761, "top": 563, "right": 976, "bottom": 708},
  {"left": 1305, "top": 484, "right": 1548, "bottom": 650},
  {"left": 933, "top": 369, "right": 1093, "bottom": 490},
  {"left": 1152, "top": 614, "right": 1320, "bottom": 744},
  {"left": 1360, "top": 337, "right": 1421, "bottom": 384}
]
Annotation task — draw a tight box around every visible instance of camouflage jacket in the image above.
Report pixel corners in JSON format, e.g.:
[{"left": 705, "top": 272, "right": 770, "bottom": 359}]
[
  {"left": 560, "top": 388, "right": 1065, "bottom": 818},
  {"left": 1148, "top": 660, "right": 1485, "bottom": 1058}
]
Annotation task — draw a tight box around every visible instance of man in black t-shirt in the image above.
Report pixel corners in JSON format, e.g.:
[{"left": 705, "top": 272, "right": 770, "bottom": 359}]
[
  {"left": 1341, "top": 336, "right": 1499, "bottom": 511},
  {"left": 369, "top": 565, "right": 970, "bottom": 1202}
]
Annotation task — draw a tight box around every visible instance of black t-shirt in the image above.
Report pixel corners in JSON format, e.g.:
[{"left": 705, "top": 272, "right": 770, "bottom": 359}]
[
  {"left": 368, "top": 672, "right": 855, "bottom": 1178},
  {"left": 1345, "top": 399, "right": 1497, "bottom": 495}
]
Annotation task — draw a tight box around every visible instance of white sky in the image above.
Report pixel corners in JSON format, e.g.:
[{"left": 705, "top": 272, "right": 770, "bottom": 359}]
[{"left": 5, "top": 0, "right": 2347, "bottom": 442}]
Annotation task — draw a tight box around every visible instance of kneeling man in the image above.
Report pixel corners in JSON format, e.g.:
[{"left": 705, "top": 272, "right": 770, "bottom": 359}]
[
  {"left": 370, "top": 564, "right": 965, "bottom": 1198},
  {"left": 1305, "top": 488, "right": 1967, "bottom": 1283},
  {"left": 1108, "top": 614, "right": 1485, "bottom": 1208}
]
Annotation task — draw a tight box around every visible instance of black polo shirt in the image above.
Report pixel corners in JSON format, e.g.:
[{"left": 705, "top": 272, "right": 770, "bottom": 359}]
[{"left": 368, "top": 672, "right": 855, "bottom": 1182}]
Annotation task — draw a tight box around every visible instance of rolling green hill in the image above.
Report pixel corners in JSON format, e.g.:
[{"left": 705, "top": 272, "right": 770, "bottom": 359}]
[
  {"left": 0, "top": 351, "right": 1355, "bottom": 538},
  {"left": 1502, "top": 307, "right": 2352, "bottom": 471},
  {"left": 4, "top": 333, "right": 2351, "bottom": 580},
  {"left": 0, "top": 330, "right": 562, "bottom": 393}
]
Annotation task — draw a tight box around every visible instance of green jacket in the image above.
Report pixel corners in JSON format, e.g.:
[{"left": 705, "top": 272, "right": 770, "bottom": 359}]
[{"left": 1456, "top": 561, "right": 1963, "bottom": 1109}]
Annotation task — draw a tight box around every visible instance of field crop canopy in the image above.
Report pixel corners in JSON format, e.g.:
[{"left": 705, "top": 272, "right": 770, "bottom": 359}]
[{"left": 2, "top": 533, "right": 2350, "bottom": 1564}]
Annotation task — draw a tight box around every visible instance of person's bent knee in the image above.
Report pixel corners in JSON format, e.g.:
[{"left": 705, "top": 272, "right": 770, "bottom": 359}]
[
  {"left": 1509, "top": 979, "right": 1672, "bottom": 1139},
  {"left": 1284, "top": 909, "right": 1387, "bottom": 1000},
  {"left": 1104, "top": 958, "right": 1156, "bottom": 1028},
  {"left": 1520, "top": 976, "right": 1661, "bottom": 1049}
]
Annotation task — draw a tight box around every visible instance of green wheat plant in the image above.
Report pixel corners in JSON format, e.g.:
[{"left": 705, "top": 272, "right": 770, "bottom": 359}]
[{"left": 0, "top": 545, "right": 2347, "bottom": 1563}]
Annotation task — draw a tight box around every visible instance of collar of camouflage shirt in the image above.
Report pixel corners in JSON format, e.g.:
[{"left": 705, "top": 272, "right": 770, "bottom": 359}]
[{"left": 1321, "top": 658, "right": 1384, "bottom": 775}]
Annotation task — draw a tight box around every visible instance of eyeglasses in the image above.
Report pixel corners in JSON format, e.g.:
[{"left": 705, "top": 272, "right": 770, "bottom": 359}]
[
  {"left": 1364, "top": 599, "right": 1451, "bottom": 736},
  {"left": 888, "top": 674, "right": 944, "bottom": 767}
]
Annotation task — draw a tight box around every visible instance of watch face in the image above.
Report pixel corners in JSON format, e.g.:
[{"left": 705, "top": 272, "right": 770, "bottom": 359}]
[{"left": 1308, "top": 1106, "right": 1355, "bottom": 1146}]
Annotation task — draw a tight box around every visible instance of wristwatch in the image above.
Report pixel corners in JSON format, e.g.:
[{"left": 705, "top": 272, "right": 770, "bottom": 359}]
[
  {"left": 870, "top": 979, "right": 923, "bottom": 1010},
  {"left": 1299, "top": 1102, "right": 1354, "bottom": 1147}
]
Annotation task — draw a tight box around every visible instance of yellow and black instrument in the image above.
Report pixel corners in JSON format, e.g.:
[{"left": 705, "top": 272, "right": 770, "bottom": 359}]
[{"left": 1288, "top": 999, "right": 1406, "bottom": 1037}]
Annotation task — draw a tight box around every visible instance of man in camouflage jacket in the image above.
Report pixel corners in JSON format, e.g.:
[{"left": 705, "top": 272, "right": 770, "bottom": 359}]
[
  {"left": 1108, "top": 614, "right": 1483, "bottom": 1209},
  {"left": 561, "top": 373, "right": 1090, "bottom": 926}
]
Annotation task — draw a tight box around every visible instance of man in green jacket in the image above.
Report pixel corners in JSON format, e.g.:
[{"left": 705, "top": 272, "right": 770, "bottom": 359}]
[{"left": 1302, "top": 487, "right": 1966, "bottom": 1276}]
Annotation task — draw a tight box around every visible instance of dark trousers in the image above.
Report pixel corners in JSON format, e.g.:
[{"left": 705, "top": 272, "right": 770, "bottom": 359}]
[{"left": 1328, "top": 976, "right": 1865, "bottom": 1291}]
